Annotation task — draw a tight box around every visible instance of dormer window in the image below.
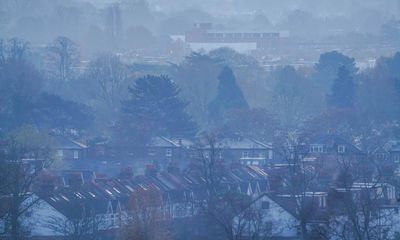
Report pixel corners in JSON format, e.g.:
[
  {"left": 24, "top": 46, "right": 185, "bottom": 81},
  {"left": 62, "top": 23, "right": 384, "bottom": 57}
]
[{"left": 338, "top": 145, "right": 346, "bottom": 154}]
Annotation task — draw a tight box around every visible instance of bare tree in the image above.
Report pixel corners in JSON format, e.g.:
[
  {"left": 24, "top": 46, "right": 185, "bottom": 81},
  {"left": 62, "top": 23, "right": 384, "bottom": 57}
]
[
  {"left": 275, "top": 131, "right": 324, "bottom": 240},
  {"left": 328, "top": 152, "right": 395, "bottom": 240},
  {"left": 173, "top": 53, "right": 222, "bottom": 126},
  {"left": 233, "top": 200, "right": 279, "bottom": 240},
  {"left": 48, "top": 36, "right": 79, "bottom": 82},
  {"left": 191, "top": 133, "right": 266, "bottom": 240},
  {"left": 47, "top": 206, "right": 106, "bottom": 240},
  {"left": 6, "top": 38, "right": 28, "bottom": 62},
  {"left": 0, "top": 125, "right": 54, "bottom": 240},
  {"left": 86, "top": 53, "right": 129, "bottom": 113},
  {"left": 121, "top": 185, "right": 171, "bottom": 240}
]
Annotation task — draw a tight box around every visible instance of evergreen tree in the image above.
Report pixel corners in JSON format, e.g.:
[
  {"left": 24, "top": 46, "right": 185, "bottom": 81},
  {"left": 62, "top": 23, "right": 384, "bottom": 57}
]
[
  {"left": 121, "top": 75, "right": 197, "bottom": 139},
  {"left": 327, "top": 66, "right": 355, "bottom": 109},
  {"left": 208, "top": 66, "right": 249, "bottom": 122},
  {"left": 33, "top": 93, "right": 94, "bottom": 131},
  {"left": 314, "top": 51, "right": 357, "bottom": 93}
]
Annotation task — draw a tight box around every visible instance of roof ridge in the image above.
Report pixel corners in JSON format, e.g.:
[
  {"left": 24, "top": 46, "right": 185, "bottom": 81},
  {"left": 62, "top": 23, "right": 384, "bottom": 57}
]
[{"left": 161, "top": 136, "right": 180, "bottom": 147}]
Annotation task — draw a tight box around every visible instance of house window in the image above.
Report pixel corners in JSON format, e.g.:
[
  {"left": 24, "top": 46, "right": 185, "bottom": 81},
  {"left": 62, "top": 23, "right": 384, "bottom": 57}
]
[
  {"left": 310, "top": 144, "right": 324, "bottom": 153},
  {"left": 166, "top": 148, "right": 172, "bottom": 157},
  {"left": 57, "top": 150, "right": 63, "bottom": 157},
  {"left": 73, "top": 150, "right": 79, "bottom": 159},
  {"left": 338, "top": 145, "right": 346, "bottom": 153},
  {"left": 148, "top": 149, "right": 156, "bottom": 156},
  {"left": 242, "top": 151, "right": 249, "bottom": 158},
  {"left": 218, "top": 152, "right": 223, "bottom": 159},
  {"left": 394, "top": 154, "right": 400, "bottom": 163},
  {"left": 387, "top": 186, "right": 396, "bottom": 200},
  {"left": 261, "top": 201, "right": 270, "bottom": 209},
  {"left": 265, "top": 222, "right": 273, "bottom": 235},
  {"left": 319, "top": 196, "right": 327, "bottom": 208},
  {"left": 377, "top": 153, "right": 388, "bottom": 159},
  {"left": 268, "top": 150, "right": 273, "bottom": 160}
]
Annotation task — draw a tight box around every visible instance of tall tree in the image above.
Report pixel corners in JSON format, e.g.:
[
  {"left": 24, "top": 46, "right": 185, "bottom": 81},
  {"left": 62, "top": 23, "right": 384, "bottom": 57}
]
[
  {"left": 173, "top": 52, "right": 222, "bottom": 127},
  {"left": 208, "top": 66, "right": 248, "bottom": 124},
  {"left": 271, "top": 66, "right": 320, "bottom": 128},
  {"left": 328, "top": 153, "right": 393, "bottom": 240},
  {"left": 0, "top": 125, "right": 54, "bottom": 240},
  {"left": 314, "top": 51, "right": 357, "bottom": 94},
  {"left": 122, "top": 185, "right": 171, "bottom": 240},
  {"left": 48, "top": 36, "right": 79, "bottom": 82},
  {"left": 121, "top": 75, "right": 197, "bottom": 141},
  {"left": 104, "top": 3, "right": 123, "bottom": 49},
  {"left": 274, "top": 131, "right": 324, "bottom": 240},
  {"left": 209, "top": 48, "right": 272, "bottom": 108},
  {"left": 86, "top": 53, "right": 129, "bottom": 113},
  {"left": 327, "top": 66, "right": 355, "bottom": 109},
  {"left": 32, "top": 92, "right": 94, "bottom": 131},
  {"left": 0, "top": 39, "right": 42, "bottom": 132},
  {"left": 356, "top": 52, "right": 400, "bottom": 122}
]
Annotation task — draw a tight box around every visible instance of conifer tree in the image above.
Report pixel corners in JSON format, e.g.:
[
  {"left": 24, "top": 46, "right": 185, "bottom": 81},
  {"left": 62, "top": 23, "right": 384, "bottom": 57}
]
[
  {"left": 208, "top": 66, "right": 249, "bottom": 122},
  {"left": 121, "top": 75, "right": 197, "bottom": 139},
  {"left": 327, "top": 66, "right": 355, "bottom": 109}
]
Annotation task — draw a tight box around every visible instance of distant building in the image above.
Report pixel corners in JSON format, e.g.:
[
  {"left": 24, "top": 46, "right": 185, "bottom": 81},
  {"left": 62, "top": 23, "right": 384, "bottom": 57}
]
[
  {"left": 208, "top": 137, "right": 273, "bottom": 166},
  {"left": 145, "top": 136, "right": 193, "bottom": 167},
  {"left": 375, "top": 140, "right": 400, "bottom": 164},
  {"left": 177, "top": 23, "right": 289, "bottom": 53},
  {"left": 53, "top": 136, "right": 88, "bottom": 161},
  {"left": 307, "top": 134, "right": 362, "bottom": 156},
  {"left": 233, "top": 193, "right": 299, "bottom": 239},
  {"left": 0, "top": 164, "right": 270, "bottom": 239}
]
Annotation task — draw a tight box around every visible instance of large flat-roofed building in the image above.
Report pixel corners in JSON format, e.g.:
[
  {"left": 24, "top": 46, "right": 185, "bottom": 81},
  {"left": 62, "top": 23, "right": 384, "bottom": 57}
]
[{"left": 182, "top": 23, "right": 289, "bottom": 53}]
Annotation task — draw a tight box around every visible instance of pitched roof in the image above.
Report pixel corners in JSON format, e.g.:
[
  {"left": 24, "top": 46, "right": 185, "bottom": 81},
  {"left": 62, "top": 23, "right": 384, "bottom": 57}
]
[
  {"left": 149, "top": 137, "right": 193, "bottom": 148},
  {"left": 216, "top": 138, "right": 271, "bottom": 150},
  {"left": 309, "top": 134, "right": 362, "bottom": 154},
  {"left": 52, "top": 136, "right": 87, "bottom": 150}
]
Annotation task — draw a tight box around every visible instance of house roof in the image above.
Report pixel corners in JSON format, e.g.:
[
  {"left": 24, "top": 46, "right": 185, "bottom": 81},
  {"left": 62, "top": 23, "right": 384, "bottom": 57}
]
[
  {"left": 33, "top": 164, "right": 271, "bottom": 218},
  {"left": 267, "top": 193, "right": 329, "bottom": 222},
  {"left": 148, "top": 137, "right": 193, "bottom": 148},
  {"left": 308, "top": 134, "right": 362, "bottom": 154},
  {"left": 52, "top": 136, "right": 87, "bottom": 150},
  {"left": 384, "top": 140, "right": 400, "bottom": 152},
  {"left": 38, "top": 185, "right": 111, "bottom": 219},
  {"left": 216, "top": 138, "right": 272, "bottom": 150}
]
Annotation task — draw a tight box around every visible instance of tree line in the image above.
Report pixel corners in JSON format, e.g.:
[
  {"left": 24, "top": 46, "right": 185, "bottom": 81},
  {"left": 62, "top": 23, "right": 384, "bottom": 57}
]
[{"left": 1, "top": 37, "right": 400, "bottom": 151}]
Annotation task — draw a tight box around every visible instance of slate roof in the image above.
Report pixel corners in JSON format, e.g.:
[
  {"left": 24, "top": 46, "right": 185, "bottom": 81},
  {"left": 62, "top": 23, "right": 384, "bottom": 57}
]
[
  {"left": 384, "top": 140, "right": 400, "bottom": 152},
  {"left": 308, "top": 134, "right": 362, "bottom": 154},
  {"left": 149, "top": 137, "right": 193, "bottom": 148},
  {"left": 53, "top": 136, "right": 88, "bottom": 150},
  {"left": 34, "top": 164, "right": 271, "bottom": 220},
  {"left": 216, "top": 138, "right": 272, "bottom": 150}
]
